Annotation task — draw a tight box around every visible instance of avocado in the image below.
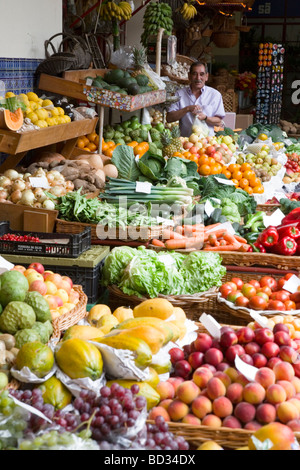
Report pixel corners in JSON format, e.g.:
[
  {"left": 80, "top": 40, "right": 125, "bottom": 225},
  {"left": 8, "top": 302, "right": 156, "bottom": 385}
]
[
  {"left": 136, "top": 74, "right": 149, "bottom": 87},
  {"left": 127, "top": 83, "right": 140, "bottom": 96},
  {"left": 104, "top": 68, "right": 125, "bottom": 84}
]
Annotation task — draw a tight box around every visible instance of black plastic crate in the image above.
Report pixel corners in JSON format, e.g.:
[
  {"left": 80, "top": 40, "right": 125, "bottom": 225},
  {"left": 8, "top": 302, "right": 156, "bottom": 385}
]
[{"left": 0, "top": 221, "right": 91, "bottom": 258}]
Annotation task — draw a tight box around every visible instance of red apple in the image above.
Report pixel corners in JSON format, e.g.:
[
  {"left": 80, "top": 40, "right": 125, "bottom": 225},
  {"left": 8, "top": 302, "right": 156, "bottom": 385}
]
[
  {"left": 204, "top": 348, "right": 224, "bottom": 367},
  {"left": 244, "top": 342, "right": 261, "bottom": 356},
  {"left": 220, "top": 330, "right": 238, "bottom": 349},
  {"left": 273, "top": 323, "right": 290, "bottom": 335},
  {"left": 174, "top": 360, "right": 192, "bottom": 379},
  {"left": 239, "top": 354, "right": 254, "bottom": 366},
  {"left": 274, "top": 330, "right": 292, "bottom": 347},
  {"left": 28, "top": 262, "right": 44, "bottom": 274},
  {"left": 252, "top": 353, "right": 268, "bottom": 368},
  {"left": 193, "top": 333, "right": 213, "bottom": 353},
  {"left": 279, "top": 346, "right": 298, "bottom": 364},
  {"left": 169, "top": 347, "right": 185, "bottom": 365},
  {"left": 236, "top": 327, "right": 255, "bottom": 344},
  {"left": 188, "top": 351, "right": 204, "bottom": 370},
  {"left": 261, "top": 341, "right": 280, "bottom": 359},
  {"left": 267, "top": 357, "right": 282, "bottom": 369},
  {"left": 225, "top": 344, "right": 246, "bottom": 364},
  {"left": 254, "top": 328, "right": 274, "bottom": 346}
]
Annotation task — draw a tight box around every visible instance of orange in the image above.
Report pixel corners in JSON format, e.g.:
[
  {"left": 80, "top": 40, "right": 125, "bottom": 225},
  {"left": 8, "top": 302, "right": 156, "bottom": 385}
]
[
  {"left": 222, "top": 169, "right": 231, "bottom": 179},
  {"left": 232, "top": 170, "right": 243, "bottom": 181},
  {"left": 87, "top": 142, "right": 97, "bottom": 152},
  {"left": 81, "top": 136, "right": 90, "bottom": 147},
  {"left": 228, "top": 163, "right": 241, "bottom": 173},
  {"left": 199, "top": 164, "right": 211, "bottom": 176},
  {"left": 253, "top": 185, "right": 264, "bottom": 194},
  {"left": 239, "top": 178, "right": 249, "bottom": 189},
  {"left": 83, "top": 147, "right": 91, "bottom": 152},
  {"left": 190, "top": 155, "right": 199, "bottom": 163},
  {"left": 243, "top": 170, "right": 256, "bottom": 180},
  {"left": 240, "top": 162, "right": 252, "bottom": 172},
  {"left": 87, "top": 131, "right": 98, "bottom": 143},
  {"left": 198, "top": 155, "right": 209, "bottom": 166},
  {"left": 183, "top": 151, "right": 192, "bottom": 159},
  {"left": 127, "top": 141, "right": 139, "bottom": 148},
  {"left": 231, "top": 179, "right": 239, "bottom": 187},
  {"left": 102, "top": 141, "right": 109, "bottom": 152},
  {"left": 249, "top": 176, "right": 262, "bottom": 188},
  {"left": 173, "top": 151, "right": 184, "bottom": 157},
  {"left": 244, "top": 185, "right": 253, "bottom": 195},
  {"left": 207, "top": 157, "right": 216, "bottom": 167},
  {"left": 77, "top": 137, "right": 85, "bottom": 149},
  {"left": 106, "top": 141, "right": 115, "bottom": 148},
  {"left": 104, "top": 148, "right": 115, "bottom": 158},
  {"left": 134, "top": 142, "right": 149, "bottom": 156},
  {"left": 210, "top": 163, "right": 223, "bottom": 175},
  {"left": 94, "top": 135, "right": 100, "bottom": 146}
]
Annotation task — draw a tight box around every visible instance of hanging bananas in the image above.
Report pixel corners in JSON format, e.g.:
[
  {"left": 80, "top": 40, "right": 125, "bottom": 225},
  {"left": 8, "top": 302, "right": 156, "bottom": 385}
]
[
  {"left": 100, "top": 0, "right": 132, "bottom": 22},
  {"left": 180, "top": 2, "right": 198, "bottom": 21}
]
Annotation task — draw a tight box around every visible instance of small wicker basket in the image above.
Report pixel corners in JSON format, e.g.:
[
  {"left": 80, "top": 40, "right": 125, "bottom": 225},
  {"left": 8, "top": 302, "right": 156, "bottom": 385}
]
[
  {"left": 161, "top": 55, "right": 197, "bottom": 85},
  {"left": 52, "top": 284, "right": 88, "bottom": 333},
  {"left": 212, "top": 30, "right": 239, "bottom": 48}
]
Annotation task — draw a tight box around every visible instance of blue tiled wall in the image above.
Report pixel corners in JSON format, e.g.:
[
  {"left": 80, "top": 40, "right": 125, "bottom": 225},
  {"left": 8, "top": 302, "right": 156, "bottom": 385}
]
[{"left": 0, "top": 57, "right": 42, "bottom": 94}]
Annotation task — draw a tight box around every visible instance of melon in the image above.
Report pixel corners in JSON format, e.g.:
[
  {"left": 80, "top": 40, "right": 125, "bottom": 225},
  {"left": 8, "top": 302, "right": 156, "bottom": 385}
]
[{"left": 0, "top": 107, "right": 23, "bottom": 131}]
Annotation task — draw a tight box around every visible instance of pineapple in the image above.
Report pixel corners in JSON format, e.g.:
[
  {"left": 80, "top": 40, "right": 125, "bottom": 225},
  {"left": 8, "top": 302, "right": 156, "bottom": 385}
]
[
  {"left": 131, "top": 46, "right": 148, "bottom": 77},
  {"left": 161, "top": 125, "right": 184, "bottom": 158}
]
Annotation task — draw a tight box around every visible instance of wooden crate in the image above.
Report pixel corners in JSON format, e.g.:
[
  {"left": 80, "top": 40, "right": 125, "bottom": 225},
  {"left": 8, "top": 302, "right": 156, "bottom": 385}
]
[{"left": 0, "top": 203, "right": 58, "bottom": 232}]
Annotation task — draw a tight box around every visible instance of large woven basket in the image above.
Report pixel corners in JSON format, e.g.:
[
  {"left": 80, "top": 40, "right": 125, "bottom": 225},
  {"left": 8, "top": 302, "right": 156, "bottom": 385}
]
[
  {"left": 52, "top": 284, "right": 88, "bottom": 333},
  {"left": 219, "top": 251, "right": 300, "bottom": 273},
  {"left": 161, "top": 55, "right": 197, "bottom": 85},
  {"left": 212, "top": 31, "right": 239, "bottom": 48},
  {"left": 107, "top": 284, "right": 219, "bottom": 322},
  {"left": 257, "top": 203, "right": 281, "bottom": 214}
]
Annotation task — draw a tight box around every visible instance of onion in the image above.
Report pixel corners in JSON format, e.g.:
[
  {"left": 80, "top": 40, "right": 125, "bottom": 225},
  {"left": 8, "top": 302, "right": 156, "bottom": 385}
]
[
  {"left": 4, "top": 169, "right": 19, "bottom": 180},
  {"left": 20, "top": 189, "right": 35, "bottom": 206},
  {"left": 87, "top": 154, "right": 103, "bottom": 170},
  {"left": 23, "top": 173, "right": 32, "bottom": 181},
  {"left": 65, "top": 181, "right": 74, "bottom": 192},
  {"left": 0, "top": 189, "right": 8, "bottom": 200},
  {"left": 33, "top": 168, "right": 46, "bottom": 178},
  {"left": 9, "top": 190, "right": 22, "bottom": 203},
  {"left": 0, "top": 198, "right": 12, "bottom": 203},
  {"left": 12, "top": 178, "right": 26, "bottom": 192},
  {"left": 42, "top": 199, "right": 56, "bottom": 210},
  {"left": 0, "top": 176, "right": 11, "bottom": 188},
  {"left": 33, "top": 201, "right": 42, "bottom": 208},
  {"left": 33, "top": 188, "right": 47, "bottom": 202},
  {"left": 49, "top": 185, "right": 66, "bottom": 197}
]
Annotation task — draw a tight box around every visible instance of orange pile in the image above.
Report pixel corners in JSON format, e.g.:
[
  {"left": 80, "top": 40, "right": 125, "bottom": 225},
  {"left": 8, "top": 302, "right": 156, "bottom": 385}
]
[
  {"left": 224, "top": 162, "right": 264, "bottom": 194},
  {"left": 77, "top": 132, "right": 100, "bottom": 152},
  {"left": 102, "top": 140, "right": 150, "bottom": 159}
]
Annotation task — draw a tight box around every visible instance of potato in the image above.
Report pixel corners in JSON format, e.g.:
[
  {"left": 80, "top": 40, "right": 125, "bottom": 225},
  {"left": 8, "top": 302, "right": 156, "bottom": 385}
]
[{"left": 0, "top": 334, "right": 16, "bottom": 350}]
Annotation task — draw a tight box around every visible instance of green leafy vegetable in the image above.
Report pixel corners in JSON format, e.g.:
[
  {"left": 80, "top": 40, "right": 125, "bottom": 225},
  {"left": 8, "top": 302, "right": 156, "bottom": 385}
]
[
  {"left": 179, "top": 252, "right": 226, "bottom": 294},
  {"left": 102, "top": 246, "right": 138, "bottom": 286},
  {"left": 111, "top": 145, "right": 142, "bottom": 181},
  {"left": 138, "top": 152, "right": 166, "bottom": 181}
]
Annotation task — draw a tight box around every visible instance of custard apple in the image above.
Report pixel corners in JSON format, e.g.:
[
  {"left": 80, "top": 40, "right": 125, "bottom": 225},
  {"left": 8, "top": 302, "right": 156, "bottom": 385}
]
[
  {"left": 32, "top": 321, "right": 53, "bottom": 344},
  {"left": 14, "top": 328, "right": 41, "bottom": 349},
  {"left": 0, "top": 301, "right": 36, "bottom": 334},
  {"left": 25, "top": 291, "right": 51, "bottom": 323},
  {"left": 0, "top": 270, "right": 29, "bottom": 306}
]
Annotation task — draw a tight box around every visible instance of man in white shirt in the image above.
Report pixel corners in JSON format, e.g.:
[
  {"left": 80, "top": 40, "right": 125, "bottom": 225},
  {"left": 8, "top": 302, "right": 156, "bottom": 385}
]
[{"left": 166, "top": 61, "right": 225, "bottom": 137}]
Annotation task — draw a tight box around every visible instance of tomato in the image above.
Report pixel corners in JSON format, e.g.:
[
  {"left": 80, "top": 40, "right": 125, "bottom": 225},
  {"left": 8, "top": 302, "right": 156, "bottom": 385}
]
[
  {"left": 225, "top": 282, "right": 238, "bottom": 292},
  {"left": 260, "top": 276, "right": 278, "bottom": 292},
  {"left": 220, "top": 284, "right": 235, "bottom": 299},
  {"left": 270, "top": 290, "right": 290, "bottom": 303},
  {"left": 257, "top": 286, "right": 272, "bottom": 297},
  {"left": 235, "top": 295, "right": 250, "bottom": 308},
  {"left": 227, "top": 291, "right": 243, "bottom": 303},
  {"left": 231, "top": 277, "right": 244, "bottom": 290},
  {"left": 256, "top": 292, "right": 269, "bottom": 302},
  {"left": 249, "top": 295, "right": 268, "bottom": 310},
  {"left": 248, "top": 280, "right": 261, "bottom": 290},
  {"left": 267, "top": 300, "right": 286, "bottom": 311},
  {"left": 291, "top": 292, "right": 300, "bottom": 303},
  {"left": 284, "top": 273, "right": 295, "bottom": 281},
  {"left": 277, "top": 273, "right": 294, "bottom": 290},
  {"left": 241, "top": 283, "right": 257, "bottom": 299},
  {"left": 285, "top": 300, "right": 296, "bottom": 311}
]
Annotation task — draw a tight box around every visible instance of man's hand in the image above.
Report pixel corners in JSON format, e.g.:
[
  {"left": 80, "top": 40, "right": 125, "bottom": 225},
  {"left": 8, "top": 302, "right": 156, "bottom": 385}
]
[
  {"left": 196, "top": 112, "right": 207, "bottom": 121},
  {"left": 188, "top": 105, "right": 202, "bottom": 115}
]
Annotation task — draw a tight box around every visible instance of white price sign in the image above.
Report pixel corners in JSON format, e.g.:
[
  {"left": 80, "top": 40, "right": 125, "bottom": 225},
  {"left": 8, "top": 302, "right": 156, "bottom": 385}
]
[{"left": 135, "top": 181, "right": 152, "bottom": 194}]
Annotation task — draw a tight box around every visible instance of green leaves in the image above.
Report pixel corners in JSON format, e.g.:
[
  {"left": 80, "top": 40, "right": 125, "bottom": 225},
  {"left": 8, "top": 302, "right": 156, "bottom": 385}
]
[
  {"left": 111, "top": 145, "right": 142, "bottom": 181},
  {"left": 138, "top": 152, "right": 166, "bottom": 181}
]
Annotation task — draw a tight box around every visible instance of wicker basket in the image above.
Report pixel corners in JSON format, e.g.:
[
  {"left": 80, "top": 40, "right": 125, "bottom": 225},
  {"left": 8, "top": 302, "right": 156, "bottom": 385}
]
[
  {"left": 56, "top": 219, "right": 163, "bottom": 242},
  {"left": 52, "top": 284, "right": 88, "bottom": 333},
  {"left": 107, "top": 284, "right": 219, "bottom": 322},
  {"left": 161, "top": 55, "right": 197, "bottom": 85},
  {"left": 203, "top": 0, "right": 220, "bottom": 4},
  {"left": 220, "top": 251, "right": 300, "bottom": 273},
  {"left": 257, "top": 203, "right": 281, "bottom": 214},
  {"left": 212, "top": 31, "right": 239, "bottom": 48},
  {"left": 221, "top": 89, "right": 238, "bottom": 113}
]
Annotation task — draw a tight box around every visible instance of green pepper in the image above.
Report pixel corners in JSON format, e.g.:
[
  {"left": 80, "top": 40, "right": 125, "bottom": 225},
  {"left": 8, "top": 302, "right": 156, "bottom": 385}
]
[
  {"left": 251, "top": 220, "right": 265, "bottom": 233},
  {"left": 244, "top": 232, "right": 260, "bottom": 243},
  {"left": 244, "top": 211, "right": 264, "bottom": 229}
]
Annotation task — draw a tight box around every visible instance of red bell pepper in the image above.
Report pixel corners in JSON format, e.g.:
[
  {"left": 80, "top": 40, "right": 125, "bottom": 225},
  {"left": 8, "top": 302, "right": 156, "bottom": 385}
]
[
  {"left": 258, "top": 226, "right": 279, "bottom": 248},
  {"left": 277, "top": 224, "right": 300, "bottom": 240},
  {"left": 253, "top": 242, "right": 266, "bottom": 253},
  {"left": 281, "top": 208, "right": 300, "bottom": 226},
  {"left": 273, "top": 236, "right": 297, "bottom": 256}
]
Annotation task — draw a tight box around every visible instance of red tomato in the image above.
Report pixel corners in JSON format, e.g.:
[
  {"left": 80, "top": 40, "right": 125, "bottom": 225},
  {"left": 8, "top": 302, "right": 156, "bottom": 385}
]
[
  {"left": 260, "top": 276, "right": 278, "bottom": 292},
  {"left": 284, "top": 300, "right": 296, "bottom": 311},
  {"left": 256, "top": 292, "right": 269, "bottom": 302},
  {"left": 277, "top": 273, "right": 294, "bottom": 290},
  {"left": 291, "top": 292, "right": 300, "bottom": 303},
  {"left": 231, "top": 277, "right": 244, "bottom": 290},
  {"left": 241, "top": 283, "right": 257, "bottom": 299},
  {"left": 220, "top": 284, "right": 235, "bottom": 299},
  {"left": 249, "top": 295, "right": 268, "bottom": 310},
  {"left": 225, "top": 282, "right": 238, "bottom": 292},
  {"left": 235, "top": 295, "right": 250, "bottom": 308},
  {"left": 227, "top": 291, "right": 243, "bottom": 303},
  {"left": 270, "top": 290, "right": 291, "bottom": 303},
  {"left": 257, "top": 286, "right": 272, "bottom": 297},
  {"left": 283, "top": 273, "right": 295, "bottom": 281},
  {"left": 267, "top": 300, "right": 286, "bottom": 311},
  {"left": 248, "top": 280, "right": 260, "bottom": 290}
]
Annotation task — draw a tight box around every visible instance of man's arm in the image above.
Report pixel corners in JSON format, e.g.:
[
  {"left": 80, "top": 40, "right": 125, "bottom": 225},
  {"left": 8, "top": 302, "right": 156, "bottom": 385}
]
[
  {"left": 166, "top": 105, "right": 199, "bottom": 123},
  {"left": 197, "top": 112, "right": 223, "bottom": 127}
]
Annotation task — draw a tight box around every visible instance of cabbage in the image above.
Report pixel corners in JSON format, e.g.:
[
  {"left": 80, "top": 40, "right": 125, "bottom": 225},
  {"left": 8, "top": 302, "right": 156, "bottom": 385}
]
[
  {"left": 102, "top": 246, "right": 138, "bottom": 286},
  {"left": 179, "top": 252, "right": 226, "bottom": 294}
]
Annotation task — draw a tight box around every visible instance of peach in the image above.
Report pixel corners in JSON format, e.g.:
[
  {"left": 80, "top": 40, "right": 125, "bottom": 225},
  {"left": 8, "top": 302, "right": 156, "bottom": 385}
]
[
  {"left": 287, "top": 398, "right": 300, "bottom": 413},
  {"left": 12, "top": 265, "right": 26, "bottom": 273},
  {"left": 244, "top": 421, "right": 262, "bottom": 431},
  {"left": 276, "top": 380, "right": 296, "bottom": 400},
  {"left": 29, "top": 279, "right": 47, "bottom": 295},
  {"left": 159, "top": 399, "right": 173, "bottom": 411},
  {"left": 59, "top": 279, "right": 72, "bottom": 295},
  {"left": 226, "top": 382, "right": 243, "bottom": 404},
  {"left": 201, "top": 414, "right": 222, "bottom": 428},
  {"left": 274, "top": 361, "right": 295, "bottom": 382},
  {"left": 213, "top": 371, "right": 231, "bottom": 389},
  {"left": 54, "top": 296, "right": 63, "bottom": 307},
  {"left": 234, "top": 373, "right": 250, "bottom": 387},
  {"left": 43, "top": 270, "right": 54, "bottom": 280},
  {"left": 287, "top": 419, "right": 300, "bottom": 432},
  {"left": 167, "top": 377, "right": 185, "bottom": 393},
  {"left": 45, "top": 280, "right": 58, "bottom": 295},
  {"left": 58, "top": 306, "right": 69, "bottom": 316},
  {"left": 193, "top": 333, "right": 213, "bottom": 352},
  {"left": 255, "top": 403, "right": 277, "bottom": 424},
  {"left": 50, "top": 309, "right": 60, "bottom": 320},
  {"left": 197, "top": 441, "right": 223, "bottom": 450},
  {"left": 255, "top": 367, "right": 276, "bottom": 389},
  {"left": 148, "top": 406, "right": 170, "bottom": 422},
  {"left": 225, "top": 367, "right": 239, "bottom": 382},
  {"left": 192, "top": 367, "right": 213, "bottom": 389},
  {"left": 156, "top": 381, "right": 175, "bottom": 400},
  {"left": 45, "top": 272, "right": 63, "bottom": 288},
  {"left": 44, "top": 294, "right": 58, "bottom": 310},
  {"left": 24, "top": 268, "right": 39, "bottom": 277},
  {"left": 26, "top": 272, "right": 44, "bottom": 285},
  {"left": 68, "top": 289, "right": 80, "bottom": 304},
  {"left": 277, "top": 401, "right": 299, "bottom": 424},
  {"left": 191, "top": 396, "right": 213, "bottom": 419},
  {"left": 206, "top": 377, "right": 226, "bottom": 400},
  {"left": 212, "top": 396, "right": 233, "bottom": 418},
  {"left": 222, "top": 416, "right": 242, "bottom": 429},
  {"left": 167, "top": 400, "right": 189, "bottom": 421},
  {"left": 176, "top": 380, "right": 200, "bottom": 404},
  {"left": 242, "top": 382, "right": 266, "bottom": 405},
  {"left": 61, "top": 275, "right": 73, "bottom": 288},
  {"left": 182, "top": 414, "right": 201, "bottom": 425},
  {"left": 55, "top": 289, "right": 69, "bottom": 304},
  {"left": 234, "top": 402, "right": 256, "bottom": 424},
  {"left": 266, "top": 383, "right": 287, "bottom": 405}
]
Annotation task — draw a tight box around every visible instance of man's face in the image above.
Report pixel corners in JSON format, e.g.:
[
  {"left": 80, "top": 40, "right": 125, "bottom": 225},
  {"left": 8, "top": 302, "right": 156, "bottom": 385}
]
[{"left": 189, "top": 65, "right": 208, "bottom": 90}]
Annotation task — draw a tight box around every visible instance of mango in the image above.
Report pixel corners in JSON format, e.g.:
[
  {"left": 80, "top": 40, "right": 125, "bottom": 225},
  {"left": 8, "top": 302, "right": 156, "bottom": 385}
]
[{"left": 133, "top": 298, "right": 174, "bottom": 320}]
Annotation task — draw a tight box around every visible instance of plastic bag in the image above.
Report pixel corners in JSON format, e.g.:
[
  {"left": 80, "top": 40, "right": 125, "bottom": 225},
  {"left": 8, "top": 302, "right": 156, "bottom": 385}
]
[
  {"left": 110, "top": 46, "right": 134, "bottom": 70},
  {"left": 191, "top": 116, "right": 209, "bottom": 138}
]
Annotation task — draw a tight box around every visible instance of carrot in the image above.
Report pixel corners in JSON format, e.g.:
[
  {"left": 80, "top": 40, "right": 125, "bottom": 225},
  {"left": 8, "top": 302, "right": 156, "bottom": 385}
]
[
  {"left": 162, "top": 229, "right": 185, "bottom": 240},
  {"left": 204, "top": 229, "right": 227, "bottom": 242},
  {"left": 203, "top": 244, "right": 241, "bottom": 251},
  {"left": 204, "top": 223, "right": 221, "bottom": 232},
  {"left": 208, "top": 233, "right": 218, "bottom": 246},
  {"left": 222, "top": 231, "right": 241, "bottom": 246},
  {"left": 165, "top": 236, "right": 204, "bottom": 250},
  {"left": 175, "top": 226, "right": 185, "bottom": 235},
  {"left": 219, "top": 239, "right": 227, "bottom": 246},
  {"left": 237, "top": 244, "right": 251, "bottom": 252},
  {"left": 234, "top": 235, "right": 248, "bottom": 244},
  {"left": 152, "top": 239, "right": 165, "bottom": 247},
  {"left": 183, "top": 224, "right": 205, "bottom": 232}
]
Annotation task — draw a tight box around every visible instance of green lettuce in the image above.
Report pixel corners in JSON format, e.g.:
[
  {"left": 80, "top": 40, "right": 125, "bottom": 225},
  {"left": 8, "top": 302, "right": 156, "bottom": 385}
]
[
  {"left": 102, "top": 246, "right": 138, "bottom": 286},
  {"left": 179, "top": 252, "right": 226, "bottom": 294}
]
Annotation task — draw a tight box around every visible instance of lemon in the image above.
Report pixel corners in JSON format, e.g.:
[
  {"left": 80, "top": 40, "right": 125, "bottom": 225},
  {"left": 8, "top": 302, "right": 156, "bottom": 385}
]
[
  {"left": 36, "top": 108, "right": 49, "bottom": 120},
  {"left": 50, "top": 107, "right": 59, "bottom": 116},
  {"left": 258, "top": 133, "right": 268, "bottom": 141},
  {"left": 42, "top": 99, "right": 53, "bottom": 107},
  {"left": 27, "top": 112, "right": 39, "bottom": 123},
  {"left": 46, "top": 117, "right": 57, "bottom": 126},
  {"left": 55, "top": 116, "right": 63, "bottom": 124},
  {"left": 27, "top": 91, "right": 39, "bottom": 102},
  {"left": 37, "top": 98, "right": 43, "bottom": 107},
  {"left": 29, "top": 101, "right": 39, "bottom": 111},
  {"left": 56, "top": 107, "right": 65, "bottom": 116},
  {"left": 5, "top": 91, "right": 15, "bottom": 98},
  {"left": 36, "top": 120, "right": 48, "bottom": 128},
  {"left": 19, "top": 93, "right": 30, "bottom": 105}
]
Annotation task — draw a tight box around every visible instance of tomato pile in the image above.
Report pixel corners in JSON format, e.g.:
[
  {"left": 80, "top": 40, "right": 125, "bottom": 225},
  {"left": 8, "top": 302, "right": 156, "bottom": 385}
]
[
  {"left": 220, "top": 273, "right": 300, "bottom": 312},
  {"left": 0, "top": 234, "right": 40, "bottom": 243}
]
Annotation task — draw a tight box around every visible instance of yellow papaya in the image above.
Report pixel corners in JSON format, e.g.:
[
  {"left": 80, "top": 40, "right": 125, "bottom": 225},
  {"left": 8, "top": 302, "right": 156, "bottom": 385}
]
[
  {"left": 150, "top": 360, "right": 172, "bottom": 375},
  {"left": 164, "top": 321, "right": 181, "bottom": 342},
  {"left": 172, "top": 306, "right": 187, "bottom": 323},
  {"left": 112, "top": 306, "right": 134, "bottom": 323},
  {"left": 38, "top": 376, "right": 72, "bottom": 410},
  {"left": 145, "top": 367, "right": 160, "bottom": 388},
  {"left": 97, "top": 314, "right": 119, "bottom": 333},
  {"left": 55, "top": 338, "right": 103, "bottom": 381},
  {"left": 113, "top": 325, "right": 165, "bottom": 355},
  {"left": 95, "top": 331, "right": 152, "bottom": 367},
  {"left": 87, "top": 304, "right": 112, "bottom": 326},
  {"left": 133, "top": 298, "right": 174, "bottom": 320},
  {"left": 106, "top": 379, "right": 160, "bottom": 410},
  {"left": 116, "top": 316, "right": 174, "bottom": 345},
  {"left": 62, "top": 325, "right": 104, "bottom": 342}
]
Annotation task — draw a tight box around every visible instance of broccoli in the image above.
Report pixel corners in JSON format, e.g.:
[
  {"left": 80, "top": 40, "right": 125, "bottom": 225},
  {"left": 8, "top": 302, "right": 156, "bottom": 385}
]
[{"left": 221, "top": 199, "right": 241, "bottom": 223}]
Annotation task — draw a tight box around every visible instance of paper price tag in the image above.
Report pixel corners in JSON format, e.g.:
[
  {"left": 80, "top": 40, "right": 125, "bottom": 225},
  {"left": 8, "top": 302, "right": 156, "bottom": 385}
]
[
  {"left": 204, "top": 200, "right": 215, "bottom": 217},
  {"left": 29, "top": 176, "right": 50, "bottom": 189},
  {"left": 135, "top": 181, "right": 152, "bottom": 194},
  {"left": 9, "top": 394, "right": 52, "bottom": 423},
  {"left": 0, "top": 255, "right": 14, "bottom": 274},
  {"left": 214, "top": 176, "right": 236, "bottom": 186},
  {"left": 199, "top": 313, "right": 221, "bottom": 339},
  {"left": 235, "top": 355, "right": 258, "bottom": 382},
  {"left": 86, "top": 78, "right": 93, "bottom": 86},
  {"left": 263, "top": 208, "right": 285, "bottom": 228},
  {"left": 282, "top": 275, "right": 300, "bottom": 294},
  {"left": 250, "top": 311, "right": 270, "bottom": 328}
]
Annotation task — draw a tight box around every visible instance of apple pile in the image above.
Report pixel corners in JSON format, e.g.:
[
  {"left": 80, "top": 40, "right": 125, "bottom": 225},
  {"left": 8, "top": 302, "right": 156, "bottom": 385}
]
[
  {"left": 12, "top": 263, "right": 80, "bottom": 320},
  {"left": 149, "top": 321, "right": 300, "bottom": 431},
  {"left": 220, "top": 274, "right": 300, "bottom": 312},
  {"left": 182, "top": 134, "right": 237, "bottom": 166},
  {"left": 236, "top": 144, "right": 282, "bottom": 183}
]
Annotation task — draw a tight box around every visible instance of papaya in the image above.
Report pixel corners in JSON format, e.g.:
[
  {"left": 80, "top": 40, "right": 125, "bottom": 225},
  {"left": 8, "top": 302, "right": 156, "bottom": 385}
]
[
  {"left": 62, "top": 325, "right": 104, "bottom": 342},
  {"left": 95, "top": 331, "right": 152, "bottom": 367},
  {"left": 106, "top": 379, "right": 160, "bottom": 410},
  {"left": 150, "top": 360, "right": 172, "bottom": 375},
  {"left": 0, "top": 107, "right": 23, "bottom": 131},
  {"left": 164, "top": 321, "right": 181, "bottom": 342},
  {"left": 145, "top": 367, "right": 160, "bottom": 388},
  {"left": 87, "top": 304, "right": 111, "bottom": 326},
  {"left": 116, "top": 316, "right": 174, "bottom": 345},
  {"left": 112, "top": 325, "right": 165, "bottom": 355},
  {"left": 97, "top": 314, "right": 119, "bottom": 333},
  {"left": 112, "top": 306, "right": 134, "bottom": 323},
  {"left": 172, "top": 307, "right": 187, "bottom": 323},
  {"left": 55, "top": 338, "right": 103, "bottom": 381},
  {"left": 133, "top": 298, "right": 174, "bottom": 321},
  {"left": 15, "top": 341, "right": 54, "bottom": 378},
  {"left": 248, "top": 422, "right": 295, "bottom": 450},
  {"left": 38, "top": 376, "right": 72, "bottom": 410}
]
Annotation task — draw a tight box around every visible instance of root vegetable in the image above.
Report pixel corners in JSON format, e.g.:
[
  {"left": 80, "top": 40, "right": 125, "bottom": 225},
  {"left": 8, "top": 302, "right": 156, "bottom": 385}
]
[
  {"left": 104, "top": 164, "right": 118, "bottom": 178},
  {"left": 4, "top": 169, "right": 19, "bottom": 180},
  {"left": 0, "top": 341, "right": 5, "bottom": 353},
  {"left": 0, "top": 334, "right": 15, "bottom": 351}
]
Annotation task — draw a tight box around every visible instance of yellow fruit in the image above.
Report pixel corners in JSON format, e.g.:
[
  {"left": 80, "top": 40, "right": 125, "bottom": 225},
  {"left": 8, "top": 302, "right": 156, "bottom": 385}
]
[
  {"left": 27, "top": 91, "right": 39, "bottom": 102},
  {"left": 27, "top": 112, "right": 39, "bottom": 123},
  {"left": 15, "top": 341, "right": 54, "bottom": 378},
  {"left": 106, "top": 380, "right": 160, "bottom": 410},
  {"left": 62, "top": 325, "right": 104, "bottom": 342},
  {"left": 116, "top": 316, "right": 174, "bottom": 345},
  {"left": 248, "top": 422, "right": 295, "bottom": 450},
  {"left": 164, "top": 321, "right": 181, "bottom": 342},
  {"left": 63, "top": 115, "right": 71, "bottom": 123},
  {"left": 87, "top": 304, "right": 112, "bottom": 326},
  {"left": 50, "top": 107, "right": 59, "bottom": 116},
  {"left": 197, "top": 441, "right": 224, "bottom": 450},
  {"left": 55, "top": 338, "right": 103, "bottom": 381},
  {"left": 36, "top": 120, "right": 48, "bottom": 128},
  {"left": 56, "top": 107, "right": 65, "bottom": 116},
  {"left": 113, "top": 325, "right": 165, "bottom": 354},
  {"left": 113, "top": 306, "right": 134, "bottom": 323},
  {"left": 5, "top": 92, "right": 15, "bottom": 98},
  {"left": 97, "top": 313, "right": 119, "bottom": 334},
  {"left": 38, "top": 376, "right": 72, "bottom": 410},
  {"left": 149, "top": 360, "right": 172, "bottom": 375},
  {"left": 133, "top": 298, "right": 174, "bottom": 320},
  {"left": 42, "top": 99, "right": 53, "bottom": 107},
  {"left": 19, "top": 93, "right": 30, "bottom": 105},
  {"left": 36, "top": 108, "right": 49, "bottom": 120},
  {"left": 145, "top": 367, "right": 160, "bottom": 388},
  {"left": 46, "top": 117, "right": 57, "bottom": 127},
  {"left": 172, "top": 307, "right": 187, "bottom": 323},
  {"left": 29, "top": 101, "right": 38, "bottom": 111}
]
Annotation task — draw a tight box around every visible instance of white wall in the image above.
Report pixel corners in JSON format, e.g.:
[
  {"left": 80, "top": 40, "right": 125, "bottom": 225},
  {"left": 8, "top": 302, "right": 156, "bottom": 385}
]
[{"left": 0, "top": 0, "right": 62, "bottom": 59}]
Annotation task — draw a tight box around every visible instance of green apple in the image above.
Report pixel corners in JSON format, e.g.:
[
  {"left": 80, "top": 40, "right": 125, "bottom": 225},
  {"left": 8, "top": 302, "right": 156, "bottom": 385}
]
[
  {"left": 222, "top": 135, "right": 233, "bottom": 145},
  {"left": 0, "top": 372, "right": 8, "bottom": 390}
]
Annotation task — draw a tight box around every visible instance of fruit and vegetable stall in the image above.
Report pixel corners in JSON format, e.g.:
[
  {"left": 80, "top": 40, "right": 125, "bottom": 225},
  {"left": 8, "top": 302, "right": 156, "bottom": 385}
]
[{"left": 1, "top": 0, "right": 300, "bottom": 453}]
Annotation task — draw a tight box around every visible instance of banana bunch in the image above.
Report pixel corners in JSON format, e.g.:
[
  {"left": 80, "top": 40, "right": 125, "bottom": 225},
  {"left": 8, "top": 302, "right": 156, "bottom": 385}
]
[
  {"left": 141, "top": 2, "right": 173, "bottom": 47},
  {"left": 100, "top": 0, "right": 132, "bottom": 22},
  {"left": 180, "top": 2, "right": 198, "bottom": 21}
]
